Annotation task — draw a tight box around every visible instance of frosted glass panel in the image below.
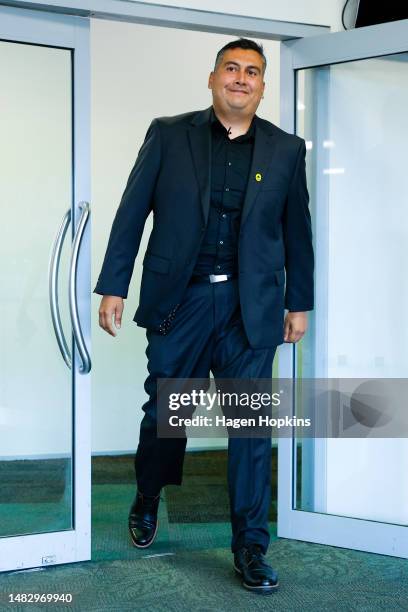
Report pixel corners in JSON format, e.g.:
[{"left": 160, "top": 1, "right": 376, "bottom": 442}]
[
  {"left": 0, "top": 40, "right": 73, "bottom": 536},
  {"left": 295, "top": 53, "right": 408, "bottom": 525}
]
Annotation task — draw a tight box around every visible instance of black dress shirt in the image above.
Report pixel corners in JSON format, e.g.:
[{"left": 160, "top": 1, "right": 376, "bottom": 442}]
[{"left": 192, "top": 108, "right": 255, "bottom": 276}]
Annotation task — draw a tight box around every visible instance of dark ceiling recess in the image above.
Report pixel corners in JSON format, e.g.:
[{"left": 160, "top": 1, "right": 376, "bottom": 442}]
[{"left": 355, "top": 0, "right": 408, "bottom": 28}]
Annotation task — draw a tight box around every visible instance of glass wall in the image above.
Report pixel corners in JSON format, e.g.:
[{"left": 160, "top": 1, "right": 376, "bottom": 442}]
[
  {"left": 0, "top": 40, "right": 73, "bottom": 536},
  {"left": 295, "top": 53, "right": 408, "bottom": 525}
]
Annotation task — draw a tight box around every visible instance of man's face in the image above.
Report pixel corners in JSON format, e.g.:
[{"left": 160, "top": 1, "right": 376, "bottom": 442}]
[{"left": 208, "top": 48, "right": 265, "bottom": 116}]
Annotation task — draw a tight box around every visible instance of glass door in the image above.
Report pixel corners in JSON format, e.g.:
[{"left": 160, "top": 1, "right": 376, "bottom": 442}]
[
  {"left": 278, "top": 19, "right": 408, "bottom": 557},
  {"left": 0, "top": 6, "right": 91, "bottom": 571}
]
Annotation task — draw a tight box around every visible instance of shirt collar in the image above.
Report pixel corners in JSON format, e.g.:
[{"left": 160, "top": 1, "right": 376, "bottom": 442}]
[{"left": 210, "top": 107, "right": 256, "bottom": 141}]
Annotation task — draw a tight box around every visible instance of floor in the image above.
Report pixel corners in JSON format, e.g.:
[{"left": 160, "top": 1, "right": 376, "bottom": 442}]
[{"left": 1, "top": 452, "right": 407, "bottom": 611}]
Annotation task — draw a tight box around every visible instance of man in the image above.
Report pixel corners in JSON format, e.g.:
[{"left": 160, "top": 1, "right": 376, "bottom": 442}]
[{"left": 95, "top": 38, "right": 314, "bottom": 594}]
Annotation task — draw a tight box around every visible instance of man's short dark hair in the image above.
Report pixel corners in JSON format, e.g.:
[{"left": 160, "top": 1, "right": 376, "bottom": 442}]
[{"left": 214, "top": 38, "right": 267, "bottom": 74}]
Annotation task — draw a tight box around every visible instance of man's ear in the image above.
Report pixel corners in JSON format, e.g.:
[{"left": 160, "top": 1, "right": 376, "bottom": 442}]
[{"left": 208, "top": 71, "right": 214, "bottom": 89}]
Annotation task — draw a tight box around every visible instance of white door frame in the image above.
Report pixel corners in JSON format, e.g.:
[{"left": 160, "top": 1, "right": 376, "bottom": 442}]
[
  {"left": 0, "top": 0, "right": 329, "bottom": 40},
  {"left": 278, "top": 18, "right": 408, "bottom": 558},
  {"left": 4, "top": 0, "right": 407, "bottom": 568},
  {"left": 0, "top": 5, "right": 91, "bottom": 572}
]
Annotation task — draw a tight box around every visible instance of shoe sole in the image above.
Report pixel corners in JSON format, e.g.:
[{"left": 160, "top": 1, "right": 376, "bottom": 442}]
[
  {"left": 129, "top": 519, "right": 159, "bottom": 549},
  {"left": 234, "top": 564, "right": 279, "bottom": 594}
]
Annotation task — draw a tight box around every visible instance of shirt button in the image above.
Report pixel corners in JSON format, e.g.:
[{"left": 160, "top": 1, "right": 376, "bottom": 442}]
[
  {"left": 222, "top": 213, "right": 227, "bottom": 218},
  {"left": 228, "top": 162, "right": 232, "bottom": 166},
  {"left": 225, "top": 187, "right": 229, "bottom": 192},
  {"left": 217, "top": 265, "right": 221, "bottom": 269},
  {"left": 219, "top": 240, "right": 223, "bottom": 245}
]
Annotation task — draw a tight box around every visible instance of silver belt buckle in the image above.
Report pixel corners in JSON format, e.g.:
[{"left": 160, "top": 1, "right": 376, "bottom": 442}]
[{"left": 209, "top": 274, "right": 228, "bottom": 283}]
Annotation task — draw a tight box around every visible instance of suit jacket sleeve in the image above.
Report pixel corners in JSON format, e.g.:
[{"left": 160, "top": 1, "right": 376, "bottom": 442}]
[
  {"left": 94, "top": 119, "right": 161, "bottom": 298},
  {"left": 282, "top": 139, "right": 314, "bottom": 312}
]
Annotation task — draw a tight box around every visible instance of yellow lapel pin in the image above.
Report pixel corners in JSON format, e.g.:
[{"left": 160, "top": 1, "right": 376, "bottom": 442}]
[{"left": 255, "top": 173, "right": 262, "bottom": 182}]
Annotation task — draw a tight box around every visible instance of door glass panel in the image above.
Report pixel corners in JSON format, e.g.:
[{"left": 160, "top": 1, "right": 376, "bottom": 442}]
[
  {"left": 0, "top": 40, "right": 73, "bottom": 536},
  {"left": 294, "top": 53, "right": 408, "bottom": 525}
]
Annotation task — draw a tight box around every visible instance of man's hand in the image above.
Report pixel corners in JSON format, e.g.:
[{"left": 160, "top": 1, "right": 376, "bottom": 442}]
[
  {"left": 98, "top": 296, "right": 124, "bottom": 337},
  {"left": 283, "top": 311, "right": 308, "bottom": 343}
]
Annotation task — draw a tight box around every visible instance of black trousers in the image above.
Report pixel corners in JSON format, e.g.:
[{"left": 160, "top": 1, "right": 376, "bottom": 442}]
[{"left": 134, "top": 278, "right": 276, "bottom": 554}]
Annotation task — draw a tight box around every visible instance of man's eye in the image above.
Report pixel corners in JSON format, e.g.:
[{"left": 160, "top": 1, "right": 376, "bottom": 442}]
[{"left": 227, "top": 66, "right": 236, "bottom": 71}]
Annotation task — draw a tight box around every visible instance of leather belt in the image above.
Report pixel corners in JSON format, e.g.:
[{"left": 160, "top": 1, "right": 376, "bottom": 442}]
[{"left": 190, "top": 273, "right": 237, "bottom": 284}]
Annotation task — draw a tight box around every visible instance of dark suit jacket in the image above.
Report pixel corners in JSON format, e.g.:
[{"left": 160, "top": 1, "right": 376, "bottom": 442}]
[{"left": 94, "top": 106, "right": 314, "bottom": 348}]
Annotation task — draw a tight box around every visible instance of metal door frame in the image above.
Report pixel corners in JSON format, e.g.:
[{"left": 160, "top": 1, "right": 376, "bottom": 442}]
[
  {"left": 0, "top": 0, "right": 329, "bottom": 40},
  {"left": 0, "top": 4, "right": 91, "bottom": 572},
  {"left": 278, "top": 18, "right": 408, "bottom": 558}
]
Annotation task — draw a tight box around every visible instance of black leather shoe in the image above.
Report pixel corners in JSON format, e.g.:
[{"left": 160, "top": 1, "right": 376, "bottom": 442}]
[
  {"left": 234, "top": 544, "right": 279, "bottom": 593},
  {"left": 128, "top": 490, "right": 161, "bottom": 548}
]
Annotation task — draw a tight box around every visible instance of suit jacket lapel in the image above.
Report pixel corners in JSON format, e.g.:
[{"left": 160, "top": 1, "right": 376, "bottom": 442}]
[
  {"left": 241, "top": 120, "right": 277, "bottom": 229},
  {"left": 188, "top": 107, "right": 212, "bottom": 226}
]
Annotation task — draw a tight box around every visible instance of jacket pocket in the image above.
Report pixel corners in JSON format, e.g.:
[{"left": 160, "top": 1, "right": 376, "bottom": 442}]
[{"left": 142, "top": 251, "right": 171, "bottom": 274}]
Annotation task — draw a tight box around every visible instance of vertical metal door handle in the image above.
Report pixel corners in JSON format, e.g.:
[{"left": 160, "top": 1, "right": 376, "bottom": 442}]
[
  {"left": 69, "top": 201, "right": 91, "bottom": 374},
  {"left": 49, "top": 209, "right": 72, "bottom": 369}
]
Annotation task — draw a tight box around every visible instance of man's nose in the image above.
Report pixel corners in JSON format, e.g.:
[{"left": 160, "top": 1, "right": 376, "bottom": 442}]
[{"left": 235, "top": 70, "right": 247, "bottom": 84}]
